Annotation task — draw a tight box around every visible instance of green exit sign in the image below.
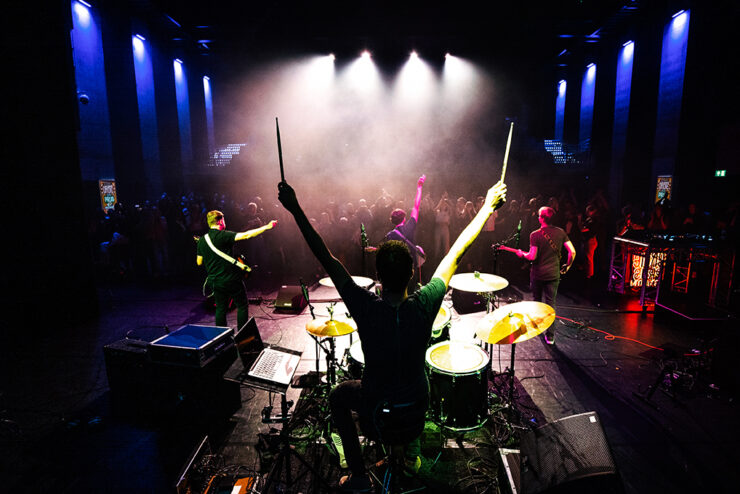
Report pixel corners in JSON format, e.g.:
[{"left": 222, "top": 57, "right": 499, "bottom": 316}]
[{"left": 715, "top": 169, "right": 726, "bottom": 177}]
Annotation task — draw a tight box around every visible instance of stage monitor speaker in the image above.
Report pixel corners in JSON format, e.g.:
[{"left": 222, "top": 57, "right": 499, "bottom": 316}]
[
  {"left": 274, "top": 285, "right": 308, "bottom": 313},
  {"left": 519, "top": 411, "right": 622, "bottom": 494}
]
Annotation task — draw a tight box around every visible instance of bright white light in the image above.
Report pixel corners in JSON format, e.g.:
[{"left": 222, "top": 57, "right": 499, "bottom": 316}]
[
  {"left": 361, "top": 50, "right": 371, "bottom": 59},
  {"left": 622, "top": 40, "right": 634, "bottom": 61},
  {"left": 558, "top": 80, "right": 567, "bottom": 95},
  {"left": 135, "top": 33, "right": 145, "bottom": 41},
  {"left": 394, "top": 50, "right": 436, "bottom": 104},
  {"left": 670, "top": 9, "right": 688, "bottom": 37},
  {"left": 78, "top": 0, "right": 91, "bottom": 7},
  {"left": 73, "top": 1, "right": 91, "bottom": 27},
  {"left": 342, "top": 51, "right": 381, "bottom": 94},
  {"left": 173, "top": 59, "right": 183, "bottom": 78},
  {"left": 132, "top": 36, "right": 145, "bottom": 61},
  {"left": 586, "top": 63, "right": 596, "bottom": 83},
  {"left": 329, "top": 53, "right": 336, "bottom": 61},
  {"left": 203, "top": 75, "right": 210, "bottom": 81}
]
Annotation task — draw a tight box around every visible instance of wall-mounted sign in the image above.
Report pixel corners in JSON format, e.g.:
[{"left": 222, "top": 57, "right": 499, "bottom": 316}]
[
  {"left": 99, "top": 180, "right": 117, "bottom": 212},
  {"left": 655, "top": 175, "right": 672, "bottom": 203}
]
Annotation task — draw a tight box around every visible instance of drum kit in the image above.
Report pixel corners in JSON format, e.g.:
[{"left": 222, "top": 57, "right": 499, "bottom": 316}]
[{"left": 304, "top": 272, "right": 556, "bottom": 433}]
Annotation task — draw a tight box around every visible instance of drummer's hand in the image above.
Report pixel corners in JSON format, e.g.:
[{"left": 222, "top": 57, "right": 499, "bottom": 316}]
[
  {"left": 417, "top": 175, "right": 426, "bottom": 188},
  {"left": 277, "top": 182, "right": 300, "bottom": 214},
  {"left": 485, "top": 181, "right": 507, "bottom": 212},
  {"left": 267, "top": 220, "right": 278, "bottom": 229}
]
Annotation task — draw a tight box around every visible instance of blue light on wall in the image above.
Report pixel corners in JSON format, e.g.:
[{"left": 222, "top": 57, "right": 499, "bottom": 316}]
[
  {"left": 612, "top": 41, "right": 634, "bottom": 161},
  {"left": 555, "top": 80, "right": 566, "bottom": 141},
  {"left": 174, "top": 59, "right": 192, "bottom": 164},
  {"left": 203, "top": 76, "right": 215, "bottom": 155},
  {"left": 132, "top": 34, "right": 161, "bottom": 193},
  {"left": 70, "top": 0, "right": 115, "bottom": 182},
  {"left": 653, "top": 9, "right": 690, "bottom": 180},
  {"left": 579, "top": 64, "right": 596, "bottom": 152}
]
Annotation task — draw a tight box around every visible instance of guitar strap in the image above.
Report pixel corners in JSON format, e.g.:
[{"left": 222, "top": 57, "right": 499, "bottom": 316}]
[
  {"left": 541, "top": 229, "right": 561, "bottom": 260},
  {"left": 389, "top": 228, "right": 426, "bottom": 266},
  {"left": 204, "top": 232, "right": 252, "bottom": 273}
]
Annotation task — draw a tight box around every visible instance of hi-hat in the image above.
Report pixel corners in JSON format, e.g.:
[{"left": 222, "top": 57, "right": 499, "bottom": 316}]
[
  {"left": 319, "top": 276, "right": 375, "bottom": 289},
  {"left": 475, "top": 301, "right": 555, "bottom": 345},
  {"left": 449, "top": 272, "right": 509, "bottom": 293},
  {"left": 306, "top": 318, "right": 357, "bottom": 337}
]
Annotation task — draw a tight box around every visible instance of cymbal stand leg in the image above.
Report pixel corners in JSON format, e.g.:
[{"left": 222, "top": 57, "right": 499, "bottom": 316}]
[{"left": 507, "top": 343, "right": 517, "bottom": 405}]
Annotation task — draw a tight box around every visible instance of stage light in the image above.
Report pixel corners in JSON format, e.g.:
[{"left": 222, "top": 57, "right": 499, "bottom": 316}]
[
  {"left": 586, "top": 63, "right": 596, "bottom": 83},
  {"left": 622, "top": 40, "right": 634, "bottom": 61},
  {"left": 135, "top": 33, "right": 145, "bottom": 41},
  {"left": 670, "top": 9, "right": 688, "bottom": 38},
  {"left": 73, "top": 1, "right": 91, "bottom": 28},
  {"left": 329, "top": 53, "right": 335, "bottom": 61},
  {"left": 558, "top": 79, "right": 567, "bottom": 95},
  {"left": 410, "top": 50, "right": 419, "bottom": 59},
  {"left": 132, "top": 36, "right": 145, "bottom": 60},
  {"left": 203, "top": 75, "right": 210, "bottom": 81},
  {"left": 78, "top": 0, "right": 91, "bottom": 7},
  {"left": 361, "top": 50, "right": 371, "bottom": 59},
  {"left": 174, "top": 59, "right": 183, "bottom": 79}
]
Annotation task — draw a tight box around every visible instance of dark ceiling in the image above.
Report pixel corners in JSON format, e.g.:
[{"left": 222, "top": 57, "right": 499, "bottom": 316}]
[{"left": 134, "top": 0, "right": 640, "bottom": 67}]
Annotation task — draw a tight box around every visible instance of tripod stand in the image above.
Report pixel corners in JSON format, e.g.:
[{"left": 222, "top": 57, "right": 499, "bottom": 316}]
[{"left": 261, "top": 392, "right": 333, "bottom": 493}]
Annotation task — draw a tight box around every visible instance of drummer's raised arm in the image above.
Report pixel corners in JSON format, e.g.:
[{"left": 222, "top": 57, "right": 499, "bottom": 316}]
[
  {"left": 432, "top": 181, "right": 506, "bottom": 287},
  {"left": 278, "top": 181, "right": 352, "bottom": 291}
]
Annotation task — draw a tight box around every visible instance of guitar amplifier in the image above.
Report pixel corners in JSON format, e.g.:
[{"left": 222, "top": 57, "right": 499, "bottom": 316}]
[{"left": 148, "top": 325, "right": 235, "bottom": 368}]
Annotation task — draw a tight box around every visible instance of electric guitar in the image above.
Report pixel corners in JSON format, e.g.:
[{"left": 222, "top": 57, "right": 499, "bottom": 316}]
[{"left": 495, "top": 244, "right": 520, "bottom": 256}]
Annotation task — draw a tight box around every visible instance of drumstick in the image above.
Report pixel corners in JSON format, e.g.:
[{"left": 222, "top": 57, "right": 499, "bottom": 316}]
[
  {"left": 276, "top": 117, "right": 285, "bottom": 182},
  {"left": 500, "top": 121, "right": 514, "bottom": 183}
]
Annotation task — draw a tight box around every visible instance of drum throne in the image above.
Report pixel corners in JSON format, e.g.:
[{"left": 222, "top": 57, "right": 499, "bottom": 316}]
[{"left": 366, "top": 400, "right": 428, "bottom": 493}]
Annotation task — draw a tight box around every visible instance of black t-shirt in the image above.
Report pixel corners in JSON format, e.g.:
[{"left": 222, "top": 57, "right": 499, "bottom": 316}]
[
  {"left": 530, "top": 226, "right": 570, "bottom": 281},
  {"left": 339, "top": 277, "right": 446, "bottom": 407},
  {"left": 197, "top": 229, "right": 241, "bottom": 286}
]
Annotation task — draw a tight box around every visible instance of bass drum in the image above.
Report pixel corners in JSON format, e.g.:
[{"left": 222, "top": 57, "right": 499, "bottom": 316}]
[
  {"left": 346, "top": 339, "right": 365, "bottom": 379},
  {"left": 425, "top": 340, "right": 489, "bottom": 431}
]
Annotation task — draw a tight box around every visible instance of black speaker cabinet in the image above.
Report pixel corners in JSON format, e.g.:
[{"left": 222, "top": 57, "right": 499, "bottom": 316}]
[
  {"left": 104, "top": 338, "right": 240, "bottom": 425},
  {"left": 274, "top": 285, "right": 308, "bottom": 313},
  {"left": 519, "top": 411, "right": 622, "bottom": 494}
]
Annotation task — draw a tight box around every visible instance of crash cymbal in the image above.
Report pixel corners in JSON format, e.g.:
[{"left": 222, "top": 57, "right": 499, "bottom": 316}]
[
  {"left": 306, "top": 318, "right": 357, "bottom": 337},
  {"left": 449, "top": 272, "right": 509, "bottom": 293},
  {"left": 475, "top": 301, "right": 555, "bottom": 345},
  {"left": 319, "top": 276, "right": 375, "bottom": 289}
]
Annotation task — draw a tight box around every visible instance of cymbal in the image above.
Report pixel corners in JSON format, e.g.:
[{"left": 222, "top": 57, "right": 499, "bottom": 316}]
[
  {"left": 319, "top": 276, "right": 375, "bottom": 289},
  {"left": 306, "top": 318, "right": 357, "bottom": 337},
  {"left": 475, "top": 301, "right": 555, "bottom": 345},
  {"left": 449, "top": 272, "right": 509, "bottom": 293}
]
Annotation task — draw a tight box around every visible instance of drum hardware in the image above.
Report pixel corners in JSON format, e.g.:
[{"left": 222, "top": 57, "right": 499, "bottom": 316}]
[
  {"left": 449, "top": 271, "right": 509, "bottom": 293},
  {"left": 476, "top": 301, "right": 555, "bottom": 407},
  {"left": 305, "top": 302, "right": 357, "bottom": 388}
]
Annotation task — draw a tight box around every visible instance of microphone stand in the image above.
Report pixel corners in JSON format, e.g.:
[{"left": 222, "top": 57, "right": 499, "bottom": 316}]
[{"left": 360, "top": 223, "right": 368, "bottom": 277}]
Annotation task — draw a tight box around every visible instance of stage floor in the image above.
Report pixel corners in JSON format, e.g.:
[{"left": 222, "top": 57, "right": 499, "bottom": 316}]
[{"left": 1, "top": 275, "right": 738, "bottom": 493}]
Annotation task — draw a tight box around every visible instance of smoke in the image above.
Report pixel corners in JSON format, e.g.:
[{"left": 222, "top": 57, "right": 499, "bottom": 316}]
[{"left": 220, "top": 54, "right": 511, "bottom": 209}]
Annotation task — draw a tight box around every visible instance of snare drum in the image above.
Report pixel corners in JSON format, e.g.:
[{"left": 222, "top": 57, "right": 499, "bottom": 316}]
[
  {"left": 431, "top": 305, "right": 451, "bottom": 343},
  {"left": 347, "top": 340, "right": 365, "bottom": 379},
  {"left": 425, "top": 341, "right": 489, "bottom": 431}
]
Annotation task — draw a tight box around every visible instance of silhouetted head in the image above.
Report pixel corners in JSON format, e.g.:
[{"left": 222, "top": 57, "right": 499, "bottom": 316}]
[
  {"left": 376, "top": 240, "right": 413, "bottom": 293},
  {"left": 538, "top": 206, "right": 555, "bottom": 226}
]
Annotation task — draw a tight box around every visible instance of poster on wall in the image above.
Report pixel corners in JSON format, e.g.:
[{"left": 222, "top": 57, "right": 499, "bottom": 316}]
[
  {"left": 99, "top": 180, "right": 117, "bottom": 212},
  {"left": 655, "top": 175, "right": 672, "bottom": 204}
]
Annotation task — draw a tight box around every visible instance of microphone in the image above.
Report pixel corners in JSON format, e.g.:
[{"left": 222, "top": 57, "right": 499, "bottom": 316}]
[
  {"left": 299, "top": 278, "right": 309, "bottom": 302},
  {"left": 515, "top": 219, "right": 522, "bottom": 247},
  {"left": 360, "top": 223, "right": 367, "bottom": 247}
]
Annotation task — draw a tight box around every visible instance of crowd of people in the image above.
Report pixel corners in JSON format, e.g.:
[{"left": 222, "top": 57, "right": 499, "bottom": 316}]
[{"left": 88, "top": 182, "right": 739, "bottom": 299}]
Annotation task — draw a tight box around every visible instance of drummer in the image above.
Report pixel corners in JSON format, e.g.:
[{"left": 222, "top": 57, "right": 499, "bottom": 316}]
[{"left": 278, "top": 179, "right": 506, "bottom": 492}]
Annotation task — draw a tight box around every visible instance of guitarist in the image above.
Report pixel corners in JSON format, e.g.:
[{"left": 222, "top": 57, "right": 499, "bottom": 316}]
[
  {"left": 367, "top": 175, "right": 427, "bottom": 286},
  {"left": 498, "top": 206, "right": 575, "bottom": 345},
  {"left": 196, "top": 210, "right": 278, "bottom": 329}
]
